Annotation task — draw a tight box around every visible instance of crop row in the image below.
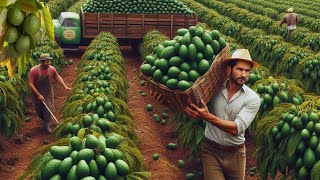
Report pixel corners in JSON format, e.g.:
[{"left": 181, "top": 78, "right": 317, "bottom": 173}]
[
  {"left": 244, "top": 0, "right": 320, "bottom": 31},
  {"left": 195, "top": 0, "right": 320, "bottom": 53},
  {"left": 267, "top": 0, "right": 320, "bottom": 17},
  {"left": 181, "top": 0, "right": 320, "bottom": 94},
  {"left": 218, "top": 0, "right": 279, "bottom": 19},
  {"left": 245, "top": 0, "right": 319, "bottom": 19},
  {"left": 21, "top": 32, "right": 149, "bottom": 179}
]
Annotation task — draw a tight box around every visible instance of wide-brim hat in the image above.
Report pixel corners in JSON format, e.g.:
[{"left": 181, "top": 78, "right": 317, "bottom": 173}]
[
  {"left": 225, "top": 49, "right": 259, "bottom": 68},
  {"left": 39, "top": 53, "right": 53, "bottom": 61},
  {"left": 287, "top": 8, "right": 293, "bottom": 13}
]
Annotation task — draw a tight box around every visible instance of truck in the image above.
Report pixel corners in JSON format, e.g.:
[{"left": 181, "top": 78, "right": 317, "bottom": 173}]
[{"left": 53, "top": 8, "right": 198, "bottom": 49}]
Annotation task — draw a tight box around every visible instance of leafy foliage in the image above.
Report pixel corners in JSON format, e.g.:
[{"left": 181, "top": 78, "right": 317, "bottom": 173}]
[
  {"left": 140, "top": 30, "right": 169, "bottom": 61},
  {"left": 173, "top": 112, "right": 205, "bottom": 159},
  {"left": 311, "top": 161, "right": 320, "bottom": 180},
  {"left": 0, "top": 80, "right": 25, "bottom": 138},
  {"left": 286, "top": 133, "right": 301, "bottom": 157}
]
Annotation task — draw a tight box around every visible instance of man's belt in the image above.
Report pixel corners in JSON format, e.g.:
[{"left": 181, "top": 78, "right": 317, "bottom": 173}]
[{"left": 205, "top": 138, "right": 244, "bottom": 151}]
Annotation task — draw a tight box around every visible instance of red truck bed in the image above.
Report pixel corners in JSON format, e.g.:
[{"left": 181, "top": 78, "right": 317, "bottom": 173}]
[{"left": 81, "top": 8, "right": 198, "bottom": 39}]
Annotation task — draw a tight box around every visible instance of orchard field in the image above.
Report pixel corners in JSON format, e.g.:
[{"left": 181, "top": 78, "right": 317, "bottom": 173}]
[{"left": 1, "top": 0, "right": 320, "bottom": 180}]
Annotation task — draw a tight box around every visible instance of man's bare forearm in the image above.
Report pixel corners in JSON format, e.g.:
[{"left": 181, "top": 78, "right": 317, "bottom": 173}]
[
  {"left": 28, "top": 82, "right": 41, "bottom": 97},
  {"left": 56, "top": 75, "right": 69, "bottom": 89}
]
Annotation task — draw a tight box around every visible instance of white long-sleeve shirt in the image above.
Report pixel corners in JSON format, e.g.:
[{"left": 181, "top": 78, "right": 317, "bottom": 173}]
[{"left": 205, "top": 81, "right": 261, "bottom": 146}]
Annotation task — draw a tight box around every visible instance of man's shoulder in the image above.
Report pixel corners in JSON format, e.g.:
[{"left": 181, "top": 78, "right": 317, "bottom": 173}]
[
  {"left": 28, "top": 65, "right": 40, "bottom": 81},
  {"left": 30, "top": 65, "right": 39, "bottom": 71},
  {"left": 29, "top": 65, "right": 39, "bottom": 74},
  {"left": 49, "top": 65, "right": 57, "bottom": 73},
  {"left": 49, "top": 65, "right": 56, "bottom": 70},
  {"left": 244, "top": 85, "right": 260, "bottom": 100},
  {"left": 289, "top": 13, "right": 298, "bottom": 18}
]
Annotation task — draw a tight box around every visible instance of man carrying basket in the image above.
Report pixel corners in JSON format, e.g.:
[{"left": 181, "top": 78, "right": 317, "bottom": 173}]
[{"left": 151, "top": 49, "right": 261, "bottom": 180}]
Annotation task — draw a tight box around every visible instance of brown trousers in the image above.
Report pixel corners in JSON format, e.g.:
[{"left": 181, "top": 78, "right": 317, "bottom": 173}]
[{"left": 202, "top": 139, "right": 246, "bottom": 180}]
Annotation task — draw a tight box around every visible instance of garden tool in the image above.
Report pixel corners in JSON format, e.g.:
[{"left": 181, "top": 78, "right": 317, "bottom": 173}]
[{"left": 42, "top": 100, "right": 59, "bottom": 124}]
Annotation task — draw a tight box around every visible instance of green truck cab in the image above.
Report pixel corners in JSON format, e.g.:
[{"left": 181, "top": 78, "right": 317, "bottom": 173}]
[{"left": 53, "top": 12, "right": 81, "bottom": 46}]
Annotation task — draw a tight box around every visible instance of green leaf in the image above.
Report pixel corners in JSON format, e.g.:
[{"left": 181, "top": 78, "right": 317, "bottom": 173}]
[
  {"left": 18, "top": 153, "right": 53, "bottom": 180},
  {"left": 33, "top": 138, "right": 69, "bottom": 155},
  {"left": 1, "top": 54, "right": 16, "bottom": 77},
  {"left": 16, "top": 54, "right": 23, "bottom": 75},
  {"left": 195, "top": 127, "right": 204, "bottom": 144},
  {"left": 2, "top": 112, "right": 12, "bottom": 128},
  {"left": 0, "top": 0, "right": 17, "bottom": 7},
  {"left": 3, "top": 107, "right": 22, "bottom": 129},
  {"left": 278, "top": 155, "right": 287, "bottom": 175},
  {"left": 311, "top": 161, "right": 320, "bottom": 180},
  {"left": 269, "top": 153, "right": 280, "bottom": 179},
  {"left": 61, "top": 99, "right": 85, "bottom": 118},
  {"left": 0, "top": 31, "right": 6, "bottom": 52},
  {"left": 24, "top": 50, "right": 31, "bottom": 70},
  {"left": 15, "top": 0, "right": 42, "bottom": 13},
  {"left": 40, "top": 2, "right": 54, "bottom": 41},
  {"left": 119, "top": 146, "right": 146, "bottom": 172},
  {"left": 127, "top": 171, "right": 150, "bottom": 180},
  {"left": 17, "top": 52, "right": 29, "bottom": 75},
  {"left": 286, "top": 133, "right": 301, "bottom": 156}
]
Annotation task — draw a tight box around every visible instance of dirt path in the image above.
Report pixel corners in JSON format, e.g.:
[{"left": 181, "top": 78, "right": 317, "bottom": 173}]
[{"left": 123, "top": 46, "right": 202, "bottom": 179}]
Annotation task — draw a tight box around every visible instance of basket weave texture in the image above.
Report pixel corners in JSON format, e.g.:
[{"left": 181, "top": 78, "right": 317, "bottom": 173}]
[{"left": 142, "top": 44, "right": 231, "bottom": 111}]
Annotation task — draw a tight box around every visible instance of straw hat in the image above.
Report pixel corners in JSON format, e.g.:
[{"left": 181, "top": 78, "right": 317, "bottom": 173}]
[
  {"left": 225, "top": 49, "right": 259, "bottom": 68},
  {"left": 39, "top": 53, "right": 53, "bottom": 61},
  {"left": 287, "top": 8, "right": 293, "bottom": 13}
]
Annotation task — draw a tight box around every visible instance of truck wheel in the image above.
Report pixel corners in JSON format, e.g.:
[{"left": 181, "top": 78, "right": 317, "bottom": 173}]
[{"left": 54, "top": 34, "right": 61, "bottom": 47}]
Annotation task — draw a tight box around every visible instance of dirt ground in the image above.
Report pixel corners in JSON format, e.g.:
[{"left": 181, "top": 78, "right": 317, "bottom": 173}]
[{"left": 0, "top": 46, "right": 259, "bottom": 180}]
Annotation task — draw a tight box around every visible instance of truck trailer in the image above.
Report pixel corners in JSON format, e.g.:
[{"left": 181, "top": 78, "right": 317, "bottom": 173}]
[{"left": 53, "top": 8, "right": 198, "bottom": 49}]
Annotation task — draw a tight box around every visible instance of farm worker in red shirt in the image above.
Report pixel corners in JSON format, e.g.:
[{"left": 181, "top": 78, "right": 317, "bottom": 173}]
[
  {"left": 280, "top": 7, "right": 299, "bottom": 34},
  {"left": 151, "top": 49, "right": 261, "bottom": 180},
  {"left": 28, "top": 53, "right": 71, "bottom": 133}
]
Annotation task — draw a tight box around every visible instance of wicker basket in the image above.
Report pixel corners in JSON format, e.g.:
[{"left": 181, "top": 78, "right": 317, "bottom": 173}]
[{"left": 142, "top": 44, "right": 231, "bottom": 111}]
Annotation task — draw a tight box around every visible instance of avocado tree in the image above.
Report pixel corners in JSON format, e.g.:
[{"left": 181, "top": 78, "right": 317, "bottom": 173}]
[
  {"left": 0, "top": 0, "right": 54, "bottom": 76},
  {"left": 256, "top": 97, "right": 320, "bottom": 179}
]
